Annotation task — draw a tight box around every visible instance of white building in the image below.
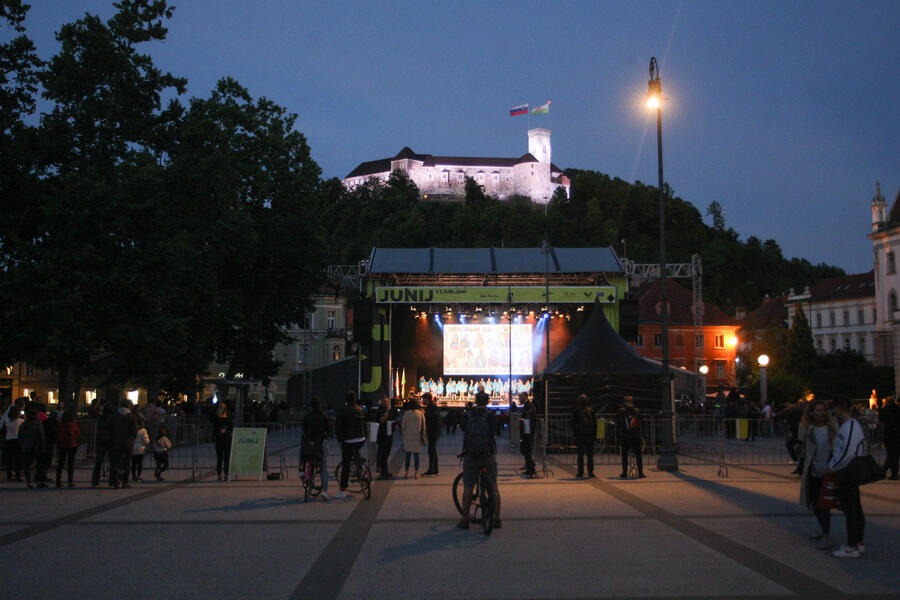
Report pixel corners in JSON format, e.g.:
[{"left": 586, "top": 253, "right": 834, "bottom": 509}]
[
  {"left": 869, "top": 182, "right": 900, "bottom": 385},
  {"left": 785, "top": 272, "right": 877, "bottom": 363},
  {"left": 342, "top": 128, "right": 570, "bottom": 204}
]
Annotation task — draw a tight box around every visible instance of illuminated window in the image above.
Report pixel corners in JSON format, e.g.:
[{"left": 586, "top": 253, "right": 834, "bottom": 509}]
[
  {"left": 714, "top": 334, "right": 725, "bottom": 349},
  {"left": 653, "top": 333, "right": 663, "bottom": 347},
  {"left": 695, "top": 334, "right": 704, "bottom": 348},
  {"left": 127, "top": 390, "right": 139, "bottom": 404},
  {"left": 332, "top": 345, "right": 342, "bottom": 361},
  {"left": 327, "top": 310, "right": 336, "bottom": 330}
]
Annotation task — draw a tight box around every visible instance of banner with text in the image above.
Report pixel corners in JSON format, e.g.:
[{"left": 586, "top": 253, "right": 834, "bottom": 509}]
[{"left": 375, "top": 286, "right": 616, "bottom": 304}]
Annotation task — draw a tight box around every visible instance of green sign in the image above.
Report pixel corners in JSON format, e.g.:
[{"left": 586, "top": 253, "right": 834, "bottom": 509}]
[
  {"left": 374, "top": 286, "right": 616, "bottom": 304},
  {"left": 228, "top": 427, "right": 267, "bottom": 477}
]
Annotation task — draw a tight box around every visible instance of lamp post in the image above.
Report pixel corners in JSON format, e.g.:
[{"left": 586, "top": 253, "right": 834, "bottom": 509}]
[
  {"left": 698, "top": 364, "right": 709, "bottom": 407},
  {"left": 648, "top": 57, "right": 677, "bottom": 471},
  {"left": 758, "top": 354, "right": 769, "bottom": 409}
]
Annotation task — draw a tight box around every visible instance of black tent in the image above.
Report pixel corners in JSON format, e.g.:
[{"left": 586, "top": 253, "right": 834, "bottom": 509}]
[{"left": 537, "top": 300, "right": 669, "bottom": 414}]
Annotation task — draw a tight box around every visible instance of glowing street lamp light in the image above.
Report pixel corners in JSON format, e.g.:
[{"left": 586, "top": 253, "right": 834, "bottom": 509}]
[{"left": 758, "top": 354, "right": 770, "bottom": 408}]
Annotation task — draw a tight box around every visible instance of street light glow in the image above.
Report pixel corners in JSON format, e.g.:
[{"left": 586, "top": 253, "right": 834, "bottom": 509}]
[
  {"left": 646, "top": 95, "right": 660, "bottom": 109},
  {"left": 757, "top": 354, "right": 770, "bottom": 367},
  {"left": 727, "top": 335, "right": 738, "bottom": 348},
  {"left": 699, "top": 365, "right": 709, "bottom": 375}
]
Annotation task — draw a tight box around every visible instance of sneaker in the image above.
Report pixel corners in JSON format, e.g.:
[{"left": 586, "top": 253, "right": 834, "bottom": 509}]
[
  {"left": 334, "top": 490, "right": 352, "bottom": 500},
  {"left": 832, "top": 545, "right": 860, "bottom": 558},
  {"left": 320, "top": 492, "right": 329, "bottom": 501},
  {"left": 816, "top": 536, "right": 833, "bottom": 550},
  {"left": 457, "top": 518, "right": 470, "bottom": 529},
  {"left": 857, "top": 543, "right": 866, "bottom": 554},
  {"left": 638, "top": 473, "right": 647, "bottom": 479},
  {"left": 587, "top": 473, "right": 596, "bottom": 479}
]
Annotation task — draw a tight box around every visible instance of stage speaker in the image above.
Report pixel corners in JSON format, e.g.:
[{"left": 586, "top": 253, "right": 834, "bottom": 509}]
[
  {"left": 618, "top": 293, "right": 639, "bottom": 342},
  {"left": 354, "top": 300, "right": 373, "bottom": 344}
]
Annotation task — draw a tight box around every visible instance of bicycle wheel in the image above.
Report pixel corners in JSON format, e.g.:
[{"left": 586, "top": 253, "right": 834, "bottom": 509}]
[
  {"left": 480, "top": 474, "right": 494, "bottom": 535},
  {"left": 452, "top": 472, "right": 481, "bottom": 518},
  {"left": 358, "top": 460, "right": 372, "bottom": 499}
]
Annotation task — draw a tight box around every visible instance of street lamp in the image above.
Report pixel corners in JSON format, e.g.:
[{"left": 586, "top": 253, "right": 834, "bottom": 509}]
[
  {"left": 698, "top": 364, "right": 708, "bottom": 406},
  {"left": 648, "top": 56, "right": 677, "bottom": 471},
  {"left": 758, "top": 354, "right": 770, "bottom": 408}
]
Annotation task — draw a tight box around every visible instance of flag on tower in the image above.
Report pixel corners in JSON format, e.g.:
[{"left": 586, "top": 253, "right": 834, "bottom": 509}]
[
  {"left": 531, "top": 101, "right": 550, "bottom": 114},
  {"left": 509, "top": 104, "right": 529, "bottom": 116}
]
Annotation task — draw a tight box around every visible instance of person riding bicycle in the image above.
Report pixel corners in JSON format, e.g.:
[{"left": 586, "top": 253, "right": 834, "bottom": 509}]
[
  {"left": 334, "top": 390, "right": 366, "bottom": 499},
  {"left": 301, "top": 396, "right": 332, "bottom": 499},
  {"left": 457, "top": 385, "right": 501, "bottom": 529}
]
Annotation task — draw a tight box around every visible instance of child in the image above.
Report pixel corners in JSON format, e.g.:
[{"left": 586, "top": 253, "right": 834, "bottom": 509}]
[
  {"left": 153, "top": 426, "right": 173, "bottom": 481},
  {"left": 132, "top": 417, "right": 150, "bottom": 482}
]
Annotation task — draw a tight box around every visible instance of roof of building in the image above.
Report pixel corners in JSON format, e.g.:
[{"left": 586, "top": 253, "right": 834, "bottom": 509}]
[
  {"left": 366, "top": 247, "right": 622, "bottom": 274},
  {"left": 344, "top": 147, "right": 562, "bottom": 179},
  {"left": 634, "top": 279, "right": 738, "bottom": 326},
  {"left": 738, "top": 296, "right": 788, "bottom": 331},
  {"left": 788, "top": 271, "right": 875, "bottom": 303}
]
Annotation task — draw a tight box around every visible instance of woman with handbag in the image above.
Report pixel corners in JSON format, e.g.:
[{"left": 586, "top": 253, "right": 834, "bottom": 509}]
[
  {"left": 828, "top": 397, "right": 868, "bottom": 558},
  {"left": 798, "top": 400, "right": 838, "bottom": 549}
]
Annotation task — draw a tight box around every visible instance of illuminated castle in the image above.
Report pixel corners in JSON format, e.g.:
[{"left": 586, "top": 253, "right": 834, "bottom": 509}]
[{"left": 342, "top": 128, "right": 570, "bottom": 204}]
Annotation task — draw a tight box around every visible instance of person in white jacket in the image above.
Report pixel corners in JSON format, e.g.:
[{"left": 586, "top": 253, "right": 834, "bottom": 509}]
[
  {"left": 827, "top": 397, "right": 868, "bottom": 558},
  {"left": 131, "top": 418, "right": 151, "bottom": 482}
]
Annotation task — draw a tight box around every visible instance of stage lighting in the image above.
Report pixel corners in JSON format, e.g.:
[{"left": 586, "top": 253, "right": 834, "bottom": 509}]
[
  {"left": 420, "top": 312, "right": 426, "bottom": 319},
  {"left": 475, "top": 306, "right": 483, "bottom": 313},
  {"left": 410, "top": 306, "right": 417, "bottom": 312},
  {"left": 577, "top": 305, "right": 584, "bottom": 312}
]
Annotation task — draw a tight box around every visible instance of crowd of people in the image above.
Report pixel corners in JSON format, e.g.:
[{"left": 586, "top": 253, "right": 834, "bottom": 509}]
[{"left": 416, "top": 376, "right": 532, "bottom": 400}]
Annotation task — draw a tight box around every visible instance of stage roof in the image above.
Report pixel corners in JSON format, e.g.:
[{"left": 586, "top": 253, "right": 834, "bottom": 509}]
[{"left": 366, "top": 247, "right": 623, "bottom": 275}]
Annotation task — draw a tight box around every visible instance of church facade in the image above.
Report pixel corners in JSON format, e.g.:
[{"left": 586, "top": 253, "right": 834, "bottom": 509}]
[
  {"left": 342, "top": 128, "right": 570, "bottom": 204},
  {"left": 869, "top": 181, "right": 900, "bottom": 390}
]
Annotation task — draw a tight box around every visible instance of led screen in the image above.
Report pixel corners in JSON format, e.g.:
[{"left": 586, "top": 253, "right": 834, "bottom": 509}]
[{"left": 443, "top": 324, "right": 533, "bottom": 376}]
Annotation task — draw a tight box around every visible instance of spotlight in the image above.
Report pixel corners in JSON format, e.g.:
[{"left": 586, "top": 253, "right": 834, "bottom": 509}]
[
  {"left": 420, "top": 312, "right": 426, "bottom": 319},
  {"left": 577, "top": 305, "right": 584, "bottom": 312},
  {"left": 410, "top": 306, "right": 417, "bottom": 312}
]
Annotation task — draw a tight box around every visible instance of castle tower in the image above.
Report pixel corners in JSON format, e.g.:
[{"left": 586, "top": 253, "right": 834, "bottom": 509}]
[
  {"left": 872, "top": 180, "right": 887, "bottom": 231},
  {"left": 528, "top": 128, "right": 551, "bottom": 164}
]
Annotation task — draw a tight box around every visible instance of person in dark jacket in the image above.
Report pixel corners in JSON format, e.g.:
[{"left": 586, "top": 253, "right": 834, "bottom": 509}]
[
  {"left": 35, "top": 407, "right": 57, "bottom": 487},
  {"left": 775, "top": 399, "right": 806, "bottom": 473},
  {"left": 333, "top": 390, "right": 366, "bottom": 499},
  {"left": 616, "top": 396, "right": 645, "bottom": 478},
  {"left": 373, "top": 395, "right": 395, "bottom": 479},
  {"left": 92, "top": 403, "right": 114, "bottom": 488},
  {"left": 212, "top": 403, "right": 234, "bottom": 481},
  {"left": 302, "top": 396, "right": 333, "bottom": 498},
  {"left": 109, "top": 400, "right": 138, "bottom": 489},
  {"left": 519, "top": 392, "right": 537, "bottom": 477},
  {"left": 423, "top": 393, "right": 442, "bottom": 476},
  {"left": 18, "top": 408, "right": 45, "bottom": 488},
  {"left": 879, "top": 395, "right": 900, "bottom": 479},
  {"left": 572, "top": 394, "right": 595, "bottom": 478}
]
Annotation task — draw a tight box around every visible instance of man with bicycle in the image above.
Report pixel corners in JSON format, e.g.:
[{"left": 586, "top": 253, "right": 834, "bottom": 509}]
[
  {"left": 457, "top": 385, "right": 501, "bottom": 529},
  {"left": 334, "top": 390, "right": 366, "bottom": 499},
  {"left": 301, "top": 396, "right": 332, "bottom": 499}
]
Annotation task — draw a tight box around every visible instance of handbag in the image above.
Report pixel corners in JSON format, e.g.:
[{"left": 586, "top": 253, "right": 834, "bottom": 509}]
[
  {"left": 837, "top": 454, "right": 884, "bottom": 487},
  {"left": 816, "top": 473, "right": 841, "bottom": 510}
]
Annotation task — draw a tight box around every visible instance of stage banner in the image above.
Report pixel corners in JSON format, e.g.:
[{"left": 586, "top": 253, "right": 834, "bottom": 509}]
[
  {"left": 375, "top": 286, "right": 616, "bottom": 304},
  {"left": 228, "top": 427, "right": 267, "bottom": 479}
]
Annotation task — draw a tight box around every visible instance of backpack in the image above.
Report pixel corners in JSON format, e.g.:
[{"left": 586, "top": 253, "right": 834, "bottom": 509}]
[{"left": 464, "top": 410, "right": 494, "bottom": 455}]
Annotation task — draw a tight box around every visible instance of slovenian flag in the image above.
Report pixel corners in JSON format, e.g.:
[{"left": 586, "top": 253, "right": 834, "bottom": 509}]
[
  {"left": 509, "top": 104, "right": 529, "bottom": 116},
  {"left": 531, "top": 101, "right": 550, "bottom": 114}
]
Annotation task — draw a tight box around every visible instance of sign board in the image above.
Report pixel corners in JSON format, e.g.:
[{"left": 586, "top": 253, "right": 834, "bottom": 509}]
[
  {"left": 374, "top": 286, "right": 616, "bottom": 304},
  {"left": 228, "top": 427, "right": 267, "bottom": 480}
]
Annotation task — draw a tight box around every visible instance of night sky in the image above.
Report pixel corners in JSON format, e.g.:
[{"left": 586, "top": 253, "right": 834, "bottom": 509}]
[{"left": 11, "top": 1, "right": 899, "bottom": 274}]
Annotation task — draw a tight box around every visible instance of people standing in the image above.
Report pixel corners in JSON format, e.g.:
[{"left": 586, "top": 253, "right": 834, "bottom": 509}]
[
  {"left": 828, "top": 397, "right": 868, "bottom": 558},
  {"left": 423, "top": 392, "right": 442, "bottom": 476},
  {"left": 878, "top": 395, "right": 900, "bottom": 480},
  {"left": 1, "top": 402, "right": 23, "bottom": 481},
  {"left": 374, "top": 395, "right": 395, "bottom": 480},
  {"left": 334, "top": 390, "right": 366, "bottom": 499},
  {"left": 572, "top": 394, "right": 595, "bottom": 479},
  {"left": 302, "top": 396, "right": 332, "bottom": 499},
  {"left": 109, "top": 399, "right": 137, "bottom": 489},
  {"left": 132, "top": 417, "right": 150, "bottom": 483},
  {"left": 798, "top": 400, "right": 838, "bottom": 549},
  {"left": 18, "top": 408, "right": 45, "bottom": 488},
  {"left": 56, "top": 410, "right": 80, "bottom": 487},
  {"left": 91, "top": 403, "right": 113, "bottom": 488},
  {"left": 35, "top": 406, "right": 57, "bottom": 487},
  {"left": 617, "top": 396, "right": 645, "bottom": 479},
  {"left": 519, "top": 392, "right": 537, "bottom": 478},
  {"left": 401, "top": 394, "right": 426, "bottom": 479},
  {"left": 213, "top": 403, "right": 234, "bottom": 481},
  {"left": 153, "top": 426, "right": 173, "bottom": 481},
  {"left": 775, "top": 399, "right": 806, "bottom": 473}
]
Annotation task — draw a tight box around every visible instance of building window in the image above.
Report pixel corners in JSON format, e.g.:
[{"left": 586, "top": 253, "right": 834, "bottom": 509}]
[
  {"left": 636, "top": 334, "right": 644, "bottom": 347},
  {"left": 890, "top": 292, "right": 898, "bottom": 315},
  {"left": 816, "top": 337, "right": 823, "bottom": 350},
  {"left": 829, "top": 312, "right": 835, "bottom": 327},
  {"left": 714, "top": 334, "right": 725, "bottom": 349},
  {"left": 843, "top": 310, "right": 849, "bottom": 326},
  {"left": 327, "top": 310, "right": 336, "bottom": 330},
  {"left": 860, "top": 337, "right": 866, "bottom": 354},
  {"left": 858, "top": 309, "right": 865, "bottom": 325},
  {"left": 715, "top": 361, "right": 725, "bottom": 378},
  {"left": 332, "top": 345, "right": 342, "bottom": 361},
  {"left": 25, "top": 363, "right": 34, "bottom": 376},
  {"left": 695, "top": 334, "right": 704, "bottom": 348},
  {"left": 476, "top": 173, "right": 484, "bottom": 183},
  {"left": 830, "top": 338, "right": 836, "bottom": 351},
  {"left": 889, "top": 251, "right": 896, "bottom": 274},
  {"left": 816, "top": 313, "right": 822, "bottom": 328},
  {"left": 304, "top": 314, "right": 312, "bottom": 329},
  {"left": 456, "top": 172, "right": 464, "bottom": 182},
  {"left": 844, "top": 338, "right": 851, "bottom": 349},
  {"left": 492, "top": 173, "right": 499, "bottom": 183},
  {"left": 441, "top": 172, "right": 448, "bottom": 182},
  {"left": 674, "top": 332, "right": 684, "bottom": 348},
  {"left": 874, "top": 308, "right": 878, "bottom": 322},
  {"left": 653, "top": 333, "right": 663, "bottom": 347}
]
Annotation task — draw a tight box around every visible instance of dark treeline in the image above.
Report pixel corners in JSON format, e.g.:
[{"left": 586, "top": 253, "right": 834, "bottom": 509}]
[{"left": 322, "top": 169, "right": 844, "bottom": 313}]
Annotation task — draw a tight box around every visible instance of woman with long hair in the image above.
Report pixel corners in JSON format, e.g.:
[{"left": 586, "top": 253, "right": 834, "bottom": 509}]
[{"left": 799, "top": 399, "right": 838, "bottom": 549}]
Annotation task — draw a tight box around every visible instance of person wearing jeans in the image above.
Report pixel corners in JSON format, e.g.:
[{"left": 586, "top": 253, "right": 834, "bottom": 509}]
[
  {"left": 828, "top": 397, "right": 868, "bottom": 558},
  {"left": 56, "top": 410, "right": 80, "bottom": 487},
  {"left": 334, "top": 390, "right": 366, "bottom": 499}
]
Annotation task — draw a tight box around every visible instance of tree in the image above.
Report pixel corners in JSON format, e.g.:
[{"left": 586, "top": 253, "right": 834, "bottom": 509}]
[
  {"left": 785, "top": 304, "right": 817, "bottom": 382},
  {"left": 706, "top": 201, "right": 726, "bottom": 230}
]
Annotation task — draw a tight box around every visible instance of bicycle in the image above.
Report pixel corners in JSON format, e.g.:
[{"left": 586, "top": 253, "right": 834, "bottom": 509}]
[
  {"left": 334, "top": 449, "right": 372, "bottom": 500},
  {"left": 452, "top": 457, "right": 496, "bottom": 535},
  {"left": 299, "top": 443, "right": 324, "bottom": 503},
  {"left": 596, "top": 417, "right": 646, "bottom": 454}
]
